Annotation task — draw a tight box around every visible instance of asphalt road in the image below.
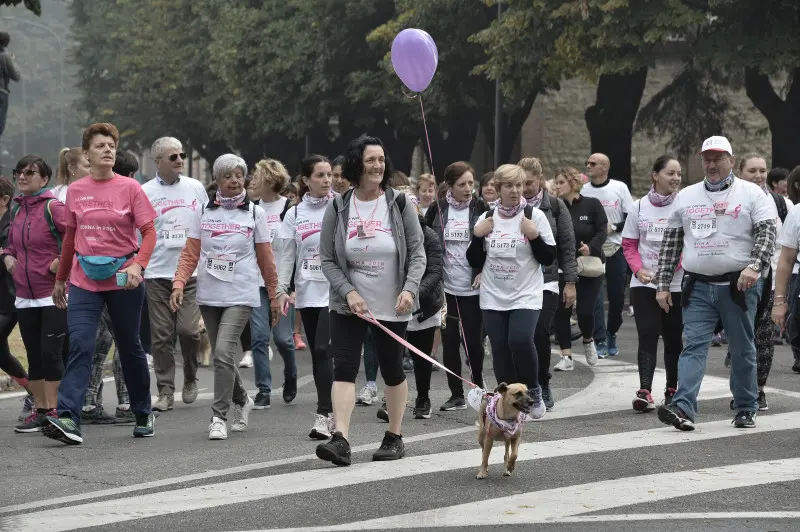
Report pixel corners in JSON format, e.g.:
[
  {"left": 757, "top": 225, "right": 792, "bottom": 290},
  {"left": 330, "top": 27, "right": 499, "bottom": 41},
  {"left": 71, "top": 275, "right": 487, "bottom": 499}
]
[{"left": 0, "top": 318, "right": 798, "bottom": 532}]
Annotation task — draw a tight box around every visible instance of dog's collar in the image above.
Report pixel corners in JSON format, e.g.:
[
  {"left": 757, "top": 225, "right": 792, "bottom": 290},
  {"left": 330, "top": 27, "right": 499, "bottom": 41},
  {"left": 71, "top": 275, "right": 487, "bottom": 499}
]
[{"left": 485, "top": 394, "right": 523, "bottom": 438}]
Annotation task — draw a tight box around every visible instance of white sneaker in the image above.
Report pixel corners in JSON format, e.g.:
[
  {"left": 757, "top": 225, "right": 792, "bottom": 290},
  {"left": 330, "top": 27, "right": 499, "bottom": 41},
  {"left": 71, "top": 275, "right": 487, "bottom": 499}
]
[
  {"left": 525, "top": 386, "right": 546, "bottom": 421},
  {"left": 209, "top": 417, "right": 228, "bottom": 440},
  {"left": 268, "top": 345, "right": 273, "bottom": 361},
  {"left": 309, "top": 413, "right": 332, "bottom": 440},
  {"left": 356, "top": 384, "right": 378, "bottom": 405},
  {"left": 554, "top": 356, "right": 574, "bottom": 371},
  {"left": 145, "top": 353, "right": 154, "bottom": 368},
  {"left": 584, "top": 341, "right": 598, "bottom": 366},
  {"left": 230, "top": 396, "right": 254, "bottom": 432},
  {"left": 239, "top": 351, "right": 254, "bottom": 368}
]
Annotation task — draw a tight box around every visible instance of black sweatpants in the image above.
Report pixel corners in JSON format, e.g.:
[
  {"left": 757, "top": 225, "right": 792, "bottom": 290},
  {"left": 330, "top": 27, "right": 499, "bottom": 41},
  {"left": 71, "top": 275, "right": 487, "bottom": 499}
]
[
  {"left": 407, "top": 327, "right": 437, "bottom": 399},
  {"left": 630, "top": 287, "right": 682, "bottom": 392},
  {"left": 554, "top": 276, "right": 603, "bottom": 349},
  {"left": 535, "top": 290, "right": 559, "bottom": 387},
  {"left": 299, "top": 307, "right": 333, "bottom": 415},
  {"left": 442, "top": 293, "right": 484, "bottom": 396}
]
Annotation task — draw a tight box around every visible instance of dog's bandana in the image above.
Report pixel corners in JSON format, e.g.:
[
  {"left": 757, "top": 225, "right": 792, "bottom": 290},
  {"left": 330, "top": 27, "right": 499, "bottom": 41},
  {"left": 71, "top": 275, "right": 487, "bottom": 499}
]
[{"left": 485, "top": 393, "right": 523, "bottom": 438}]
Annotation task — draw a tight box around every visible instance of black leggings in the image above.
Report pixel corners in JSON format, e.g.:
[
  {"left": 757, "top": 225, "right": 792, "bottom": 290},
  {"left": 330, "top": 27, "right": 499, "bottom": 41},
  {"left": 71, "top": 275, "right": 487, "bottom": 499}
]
[
  {"left": 0, "top": 312, "right": 27, "bottom": 384},
  {"left": 442, "top": 293, "right": 484, "bottom": 396},
  {"left": 407, "top": 327, "right": 436, "bottom": 399},
  {"left": 329, "top": 310, "right": 407, "bottom": 387},
  {"left": 631, "top": 287, "right": 682, "bottom": 392},
  {"left": 535, "top": 290, "right": 559, "bottom": 386},
  {"left": 555, "top": 276, "right": 603, "bottom": 349},
  {"left": 483, "top": 309, "right": 540, "bottom": 390},
  {"left": 299, "top": 307, "right": 333, "bottom": 415},
  {"left": 17, "top": 306, "right": 67, "bottom": 381}
]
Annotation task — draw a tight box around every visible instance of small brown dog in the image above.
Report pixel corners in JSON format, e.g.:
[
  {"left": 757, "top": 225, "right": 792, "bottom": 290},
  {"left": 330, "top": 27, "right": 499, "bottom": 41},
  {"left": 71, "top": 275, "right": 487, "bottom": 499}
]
[{"left": 476, "top": 382, "right": 533, "bottom": 480}]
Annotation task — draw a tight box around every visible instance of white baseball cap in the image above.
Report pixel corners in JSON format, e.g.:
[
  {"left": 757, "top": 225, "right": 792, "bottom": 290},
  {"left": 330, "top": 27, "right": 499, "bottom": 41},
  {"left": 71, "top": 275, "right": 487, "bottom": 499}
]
[{"left": 700, "top": 136, "right": 733, "bottom": 156}]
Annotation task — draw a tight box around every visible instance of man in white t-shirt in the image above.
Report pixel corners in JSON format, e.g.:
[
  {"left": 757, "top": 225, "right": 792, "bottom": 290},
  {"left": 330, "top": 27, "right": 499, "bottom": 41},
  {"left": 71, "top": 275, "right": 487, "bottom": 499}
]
[
  {"left": 142, "top": 137, "right": 209, "bottom": 412},
  {"left": 655, "top": 136, "right": 777, "bottom": 431},
  {"left": 581, "top": 153, "right": 634, "bottom": 358}
]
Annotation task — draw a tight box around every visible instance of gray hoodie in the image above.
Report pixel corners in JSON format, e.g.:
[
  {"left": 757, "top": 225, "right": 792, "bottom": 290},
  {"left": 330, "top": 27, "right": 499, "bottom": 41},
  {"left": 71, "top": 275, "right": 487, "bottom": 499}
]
[{"left": 320, "top": 187, "right": 426, "bottom": 315}]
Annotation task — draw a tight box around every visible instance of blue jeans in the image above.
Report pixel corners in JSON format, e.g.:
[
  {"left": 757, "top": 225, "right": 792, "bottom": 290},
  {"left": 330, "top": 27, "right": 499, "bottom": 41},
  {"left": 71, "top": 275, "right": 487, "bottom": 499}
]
[
  {"left": 59, "top": 285, "right": 151, "bottom": 424},
  {"left": 593, "top": 247, "right": 627, "bottom": 343},
  {"left": 672, "top": 279, "right": 761, "bottom": 420},
  {"left": 251, "top": 287, "right": 297, "bottom": 394},
  {"left": 483, "top": 309, "right": 541, "bottom": 390}
]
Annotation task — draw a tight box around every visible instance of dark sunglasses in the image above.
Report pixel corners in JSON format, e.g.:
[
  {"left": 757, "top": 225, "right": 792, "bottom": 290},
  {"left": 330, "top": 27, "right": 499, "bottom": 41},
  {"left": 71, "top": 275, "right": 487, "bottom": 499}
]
[
  {"left": 168, "top": 153, "right": 187, "bottom": 162},
  {"left": 16, "top": 169, "right": 40, "bottom": 178}
]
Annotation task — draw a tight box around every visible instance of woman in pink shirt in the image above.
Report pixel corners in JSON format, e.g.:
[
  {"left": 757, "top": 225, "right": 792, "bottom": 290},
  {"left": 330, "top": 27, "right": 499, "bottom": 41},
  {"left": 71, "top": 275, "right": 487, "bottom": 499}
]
[{"left": 43, "top": 123, "right": 158, "bottom": 446}]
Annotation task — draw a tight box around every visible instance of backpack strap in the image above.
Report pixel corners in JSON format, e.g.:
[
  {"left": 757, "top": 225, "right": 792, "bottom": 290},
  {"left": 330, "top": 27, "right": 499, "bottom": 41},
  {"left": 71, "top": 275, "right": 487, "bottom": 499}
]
[
  {"left": 524, "top": 205, "right": 534, "bottom": 219},
  {"left": 44, "top": 199, "right": 62, "bottom": 252},
  {"left": 279, "top": 197, "right": 292, "bottom": 222},
  {"left": 393, "top": 189, "right": 406, "bottom": 214},
  {"left": 771, "top": 191, "right": 788, "bottom": 223}
]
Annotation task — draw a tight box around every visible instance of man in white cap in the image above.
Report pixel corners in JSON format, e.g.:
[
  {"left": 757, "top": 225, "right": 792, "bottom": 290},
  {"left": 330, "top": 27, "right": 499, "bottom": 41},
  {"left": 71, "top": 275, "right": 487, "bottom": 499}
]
[{"left": 654, "top": 136, "right": 776, "bottom": 431}]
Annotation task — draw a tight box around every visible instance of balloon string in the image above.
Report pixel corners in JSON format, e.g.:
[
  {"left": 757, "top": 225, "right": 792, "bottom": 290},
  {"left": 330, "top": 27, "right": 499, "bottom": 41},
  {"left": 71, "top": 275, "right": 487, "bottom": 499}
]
[{"left": 418, "top": 94, "right": 476, "bottom": 386}]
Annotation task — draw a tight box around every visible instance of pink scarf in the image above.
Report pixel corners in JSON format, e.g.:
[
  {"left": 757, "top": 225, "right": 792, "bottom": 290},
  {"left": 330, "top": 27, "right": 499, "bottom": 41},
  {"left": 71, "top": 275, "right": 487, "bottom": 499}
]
[
  {"left": 446, "top": 189, "right": 470, "bottom": 210},
  {"left": 303, "top": 190, "right": 335, "bottom": 207},
  {"left": 525, "top": 189, "right": 544, "bottom": 208},
  {"left": 215, "top": 189, "right": 246, "bottom": 210},
  {"left": 496, "top": 197, "right": 527, "bottom": 218},
  {"left": 485, "top": 393, "right": 523, "bottom": 438},
  {"left": 647, "top": 186, "right": 676, "bottom": 207}
]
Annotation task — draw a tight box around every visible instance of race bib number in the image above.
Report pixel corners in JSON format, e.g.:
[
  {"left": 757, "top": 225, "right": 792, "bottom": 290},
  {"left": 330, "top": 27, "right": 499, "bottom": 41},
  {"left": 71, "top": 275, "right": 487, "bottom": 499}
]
[
  {"left": 690, "top": 217, "right": 717, "bottom": 239},
  {"left": 206, "top": 253, "right": 235, "bottom": 282},
  {"left": 444, "top": 222, "right": 470, "bottom": 242},
  {"left": 488, "top": 237, "right": 517, "bottom": 258},
  {"left": 646, "top": 222, "right": 667, "bottom": 242},
  {"left": 301, "top": 257, "right": 325, "bottom": 281},
  {"left": 162, "top": 229, "right": 188, "bottom": 248}
]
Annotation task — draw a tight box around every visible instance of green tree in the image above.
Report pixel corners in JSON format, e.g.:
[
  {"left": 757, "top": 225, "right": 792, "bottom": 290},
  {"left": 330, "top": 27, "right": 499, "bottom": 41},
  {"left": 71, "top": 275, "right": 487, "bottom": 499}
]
[{"left": 0, "top": 0, "right": 41, "bottom": 16}]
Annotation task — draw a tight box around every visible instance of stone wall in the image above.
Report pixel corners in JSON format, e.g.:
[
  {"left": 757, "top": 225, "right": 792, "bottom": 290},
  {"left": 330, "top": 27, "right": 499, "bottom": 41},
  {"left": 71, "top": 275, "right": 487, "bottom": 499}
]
[{"left": 518, "top": 58, "right": 773, "bottom": 196}]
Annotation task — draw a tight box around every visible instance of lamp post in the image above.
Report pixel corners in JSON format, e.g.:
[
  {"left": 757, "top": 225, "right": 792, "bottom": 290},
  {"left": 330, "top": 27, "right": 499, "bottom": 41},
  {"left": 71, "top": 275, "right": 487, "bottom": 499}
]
[
  {"left": 493, "top": 1, "right": 503, "bottom": 168},
  {"left": 0, "top": 16, "right": 65, "bottom": 148}
]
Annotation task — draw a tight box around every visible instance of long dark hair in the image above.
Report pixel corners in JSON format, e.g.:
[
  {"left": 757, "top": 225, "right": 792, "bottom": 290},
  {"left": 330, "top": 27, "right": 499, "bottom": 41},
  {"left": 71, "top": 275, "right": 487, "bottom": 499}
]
[
  {"left": 298, "top": 154, "right": 330, "bottom": 198},
  {"left": 342, "top": 134, "right": 393, "bottom": 189},
  {"left": 787, "top": 165, "right": 800, "bottom": 205}
]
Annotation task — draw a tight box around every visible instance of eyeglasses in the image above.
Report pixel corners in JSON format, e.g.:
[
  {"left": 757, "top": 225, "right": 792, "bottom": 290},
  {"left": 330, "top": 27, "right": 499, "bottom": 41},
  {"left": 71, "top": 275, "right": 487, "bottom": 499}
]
[
  {"left": 168, "top": 153, "right": 187, "bottom": 162},
  {"left": 17, "top": 170, "right": 40, "bottom": 178},
  {"left": 586, "top": 161, "right": 598, "bottom": 167}
]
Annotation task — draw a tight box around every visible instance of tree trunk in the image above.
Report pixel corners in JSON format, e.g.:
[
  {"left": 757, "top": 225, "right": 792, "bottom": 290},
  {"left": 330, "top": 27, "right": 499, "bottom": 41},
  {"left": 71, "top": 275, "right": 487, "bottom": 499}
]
[
  {"left": 745, "top": 67, "right": 800, "bottom": 170},
  {"left": 585, "top": 68, "right": 648, "bottom": 189},
  {"left": 480, "top": 90, "right": 539, "bottom": 166},
  {"left": 424, "top": 113, "right": 479, "bottom": 183}
]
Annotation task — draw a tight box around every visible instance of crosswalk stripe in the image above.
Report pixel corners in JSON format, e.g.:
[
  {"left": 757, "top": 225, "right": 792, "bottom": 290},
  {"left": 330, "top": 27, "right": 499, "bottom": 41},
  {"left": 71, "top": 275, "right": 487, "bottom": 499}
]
[
  {"left": 7, "top": 412, "right": 800, "bottom": 532},
  {"left": 260, "top": 458, "right": 800, "bottom": 531}
]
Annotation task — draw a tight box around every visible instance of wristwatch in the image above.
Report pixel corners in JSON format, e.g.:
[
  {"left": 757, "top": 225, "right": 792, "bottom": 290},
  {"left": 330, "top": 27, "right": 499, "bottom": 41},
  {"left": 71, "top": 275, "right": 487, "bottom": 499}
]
[{"left": 747, "top": 263, "right": 762, "bottom": 273}]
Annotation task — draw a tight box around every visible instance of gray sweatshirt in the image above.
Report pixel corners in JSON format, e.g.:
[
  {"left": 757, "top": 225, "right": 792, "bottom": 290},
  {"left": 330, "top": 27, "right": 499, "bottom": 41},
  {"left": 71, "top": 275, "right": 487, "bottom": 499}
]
[{"left": 320, "top": 187, "right": 426, "bottom": 316}]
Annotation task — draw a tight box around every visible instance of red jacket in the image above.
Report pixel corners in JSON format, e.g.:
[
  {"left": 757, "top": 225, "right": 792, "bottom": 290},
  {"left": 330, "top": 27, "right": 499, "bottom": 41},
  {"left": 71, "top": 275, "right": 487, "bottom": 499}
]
[{"left": 4, "top": 190, "right": 66, "bottom": 300}]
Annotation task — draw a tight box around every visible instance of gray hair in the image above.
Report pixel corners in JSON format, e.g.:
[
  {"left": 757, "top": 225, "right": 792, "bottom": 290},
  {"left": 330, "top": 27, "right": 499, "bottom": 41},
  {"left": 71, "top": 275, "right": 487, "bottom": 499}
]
[
  {"left": 212, "top": 154, "right": 247, "bottom": 182},
  {"left": 151, "top": 137, "right": 183, "bottom": 160}
]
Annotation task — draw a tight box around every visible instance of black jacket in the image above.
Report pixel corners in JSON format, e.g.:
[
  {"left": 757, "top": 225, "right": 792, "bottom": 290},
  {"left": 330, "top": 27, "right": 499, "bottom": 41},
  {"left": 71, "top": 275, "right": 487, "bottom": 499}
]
[
  {"left": 562, "top": 194, "right": 608, "bottom": 261},
  {"left": 424, "top": 197, "right": 489, "bottom": 282},
  {"left": 0, "top": 210, "right": 16, "bottom": 313},
  {"left": 538, "top": 193, "right": 578, "bottom": 284},
  {"left": 414, "top": 215, "right": 444, "bottom": 323}
]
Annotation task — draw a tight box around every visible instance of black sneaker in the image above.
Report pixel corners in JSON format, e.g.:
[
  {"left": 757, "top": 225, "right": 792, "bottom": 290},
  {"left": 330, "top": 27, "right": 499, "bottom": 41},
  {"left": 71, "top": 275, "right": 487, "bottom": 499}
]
[
  {"left": 664, "top": 388, "right": 676, "bottom": 406},
  {"left": 657, "top": 404, "right": 695, "bottom": 431},
  {"left": 316, "top": 432, "right": 351, "bottom": 466},
  {"left": 282, "top": 378, "right": 297, "bottom": 404},
  {"left": 402, "top": 355, "right": 414, "bottom": 372},
  {"left": 115, "top": 407, "right": 136, "bottom": 424},
  {"left": 413, "top": 397, "right": 432, "bottom": 419},
  {"left": 42, "top": 415, "right": 83, "bottom": 445},
  {"left": 133, "top": 413, "right": 155, "bottom": 437},
  {"left": 733, "top": 410, "right": 756, "bottom": 428},
  {"left": 372, "top": 431, "right": 405, "bottom": 461},
  {"left": 81, "top": 406, "right": 117, "bottom": 425},
  {"left": 14, "top": 411, "right": 44, "bottom": 433},
  {"left": 541, "top": 384, "right": 555, "bottom": 411},
  {"left": 253, "top": 392, "right": 271, "bottom": 410},
  {"left": 377, "top": 401, "right": 389, "bottom": 423},
  {"left": 757, "top": 391, "right": 768, "bottom": 411},
  {"left": 440, "top": 395, "right": 467, "bottom": 411}
]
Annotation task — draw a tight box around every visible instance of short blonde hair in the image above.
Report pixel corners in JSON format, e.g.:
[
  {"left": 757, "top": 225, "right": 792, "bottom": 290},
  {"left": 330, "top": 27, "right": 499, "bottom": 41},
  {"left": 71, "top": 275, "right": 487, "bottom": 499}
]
[
  {"left": 555, "top": 167, "right": 583, "bottom": 193},
  {"left": 518, "top": 157, "right": 543, "bottom": 176},
  {"left": 492, "top": 164, "right": 526, "bottom": 191},
  {"left": 252, "top": 159, "right": 290, "bottom": 194},
  {"left": 416, "top": 173, "right": 436, "bottom": 192}
]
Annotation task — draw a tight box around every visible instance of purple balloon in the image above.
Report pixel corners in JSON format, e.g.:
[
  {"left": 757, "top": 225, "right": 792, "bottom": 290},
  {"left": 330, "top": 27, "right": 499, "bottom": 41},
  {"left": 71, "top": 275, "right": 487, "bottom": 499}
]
[{"left": 391, "top": 28, "right": 439, "bottom": 93}]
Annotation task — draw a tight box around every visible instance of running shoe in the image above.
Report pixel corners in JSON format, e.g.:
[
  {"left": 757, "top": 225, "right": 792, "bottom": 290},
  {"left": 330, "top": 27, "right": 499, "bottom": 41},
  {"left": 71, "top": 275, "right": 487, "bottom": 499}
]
[
  {"left": 356, "top": 384, "right": 378, "bottom": 406},
  {"left": 182, "top": 380, "right": 199, "bottom": 404},
  {"left": 253, "top": 391, "right": 271, "bottom": 410},
  {"left": 757, "top": 391, "right": 769, "bottom": 411},
  {"left": 402, "top": 355, "right": 414, "bottom": 372},
  {"left": 17, "top": 394, "right": 34, "bottom": 422},
  {"left": 81, "top": 406, "right": 117, "bottom": 425},
  {"left": 733, "top": 410, "right": 756, "bottom": 428},
  {"left": 15, "top": 410, "right": 43, "bottom": 433},
  {"left": 711, "top": 333, "right": 723, "bottom": 347},
  {"left": 606, "top": 334, "right": 619, "bottom": 356},
  {"left": 439, "top": 395, "right": 467, "bottom": 411},
  {"left": 595, "top": 341, "right": 607, "bottom": 360},
  {"left": 663, "top": 387, "right": 676, "bottom": 406},
  {"left": 372, "top": 431, "right": 405, "bottom": 461},
  {"left": 632, "top": 389, "right": 655, "bottom": 412},
  {"left": 554, "top": 356, "right": 574, "bottom": 371},
  {"left": 231, "top": 396, "right": 254, "bottom": 432},
  {"left": 209, "top": 417, "right": 228, "bottom": 440},
  {"left": 282, "top": 377, "right": 297, "bottom": 403},
  {"left": 316, "top": 432, "right": 351, "bottom": 466},
  {"left": 133, "top": 413, "right": 155, "bottom": 438},
  {"left": 238, "top": 351, "right": 254, "bottom": 368},
  {"left": 657, "top": 404, "right": 695, "bottom": 431},
  {"left": 584, "top": 341, "right": 598, "bottom": 366},
  {"left": 377, "top": 401, "right": 389, "bottom": 423},
  {"left": 413, "top": 397, "right": 432, "bottom": 419},
  {"left": 115, "top": 407, "right": 135, "bottom": 424},
  {"left": 309, "top": 413, "right": 333, "bottom": 440},
  {"left": 152, "top": 394, "right": 174, "bottom": 412},
  {"left": 525, "top": 386, "right": 546, "bottom": 421},
  {"left": 42, "top": 415, "right": 83, "bottom": 445}
]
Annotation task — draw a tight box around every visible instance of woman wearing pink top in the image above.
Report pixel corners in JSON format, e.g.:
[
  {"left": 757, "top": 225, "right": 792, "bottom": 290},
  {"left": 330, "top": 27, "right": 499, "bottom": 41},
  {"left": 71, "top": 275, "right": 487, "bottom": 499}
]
[
  {"left": 43, "top": 123, "right": 158, "bottom": 446},
  {"left": 621, "top": 155, "right": 684, "bottom": 412}
]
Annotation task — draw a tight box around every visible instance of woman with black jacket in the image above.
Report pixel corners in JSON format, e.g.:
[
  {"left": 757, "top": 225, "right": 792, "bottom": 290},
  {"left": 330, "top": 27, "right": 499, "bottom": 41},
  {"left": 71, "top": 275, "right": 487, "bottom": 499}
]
[
  {"left": 553, "top": 167, "right": 607, "bottom": 369},
  {"left": 424, "top": 162, "right": 488, "bottom": 411},
  {"left": 0, "top": 176, "right": 33, "bottom": 421},
  {"left": 519, "top": 158, "right": 578, "bottom": 411}
]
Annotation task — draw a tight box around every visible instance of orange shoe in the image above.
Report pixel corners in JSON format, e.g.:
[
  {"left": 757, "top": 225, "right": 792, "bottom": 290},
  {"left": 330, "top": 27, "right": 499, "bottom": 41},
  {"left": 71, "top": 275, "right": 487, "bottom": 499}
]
[{"left": 294, "top": 333, "right": 307, "bottom": 350}]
